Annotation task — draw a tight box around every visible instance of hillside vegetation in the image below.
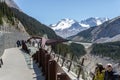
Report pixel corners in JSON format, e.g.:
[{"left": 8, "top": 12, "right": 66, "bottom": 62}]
[
  {"left": 11, "top": 8, "right": 59, "bottom": 39},
  {"left": 68, "top": 27, "right": 95, "bottom": 42},
  {"left": 91, "top": 41, "right": 120, "bottom": 60},
  {"left": 0, "top": 2, "right": 14, "bottom": 25},
  {"left": 52, "top": 43, "right": 86, "bottom": 61},
  {"left": 0, "top": 2, "right": 59, "bottom": 39}
]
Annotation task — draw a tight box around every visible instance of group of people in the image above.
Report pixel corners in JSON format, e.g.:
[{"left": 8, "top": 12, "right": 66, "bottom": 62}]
[
  {"left": 93, "top": 63, "right": 120, "bottom": 80},
  {"left": 16, "top": 40, "right": 29, "bottom": 53},
  {"left": 28, "top": 39, "right": 41, "bottom": 48}
]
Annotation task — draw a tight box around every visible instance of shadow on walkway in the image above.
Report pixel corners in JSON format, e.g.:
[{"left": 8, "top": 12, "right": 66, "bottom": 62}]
[
  {"left": 20, "top": 48, "right": 45, "bottom": 80},
  {"left": 32, "top": 61, "right": 45, "bottom": 80}
]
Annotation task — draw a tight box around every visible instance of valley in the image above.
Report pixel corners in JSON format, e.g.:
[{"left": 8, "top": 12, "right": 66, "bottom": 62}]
[{"left": 0, "top": 0, "right": 120, "bottom": 80}]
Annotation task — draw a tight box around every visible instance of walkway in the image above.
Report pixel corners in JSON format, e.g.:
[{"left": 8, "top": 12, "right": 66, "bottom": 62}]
[{"left": 0, "top": 48, "right": 44, "bottom": 80}]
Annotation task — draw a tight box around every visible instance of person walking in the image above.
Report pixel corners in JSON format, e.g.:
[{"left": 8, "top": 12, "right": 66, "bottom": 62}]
[
  {"left": 0, "top": 57, "right": 3, "bottom": 68},
  {"left": 0, "top": 58, "right": 3, "bottom": 65},
  {"left": 16, "top": 40, "right": 20, "bottom": 47}
]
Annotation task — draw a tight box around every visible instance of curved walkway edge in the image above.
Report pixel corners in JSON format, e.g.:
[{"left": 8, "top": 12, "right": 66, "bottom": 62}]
[{"left": 0, "top": 48, "right": 44, "bottom": 80}]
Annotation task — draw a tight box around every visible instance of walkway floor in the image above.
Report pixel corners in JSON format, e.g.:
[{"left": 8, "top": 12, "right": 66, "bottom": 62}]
[{"left": 0, "top": 48, "right": 45, "bottom": 80}]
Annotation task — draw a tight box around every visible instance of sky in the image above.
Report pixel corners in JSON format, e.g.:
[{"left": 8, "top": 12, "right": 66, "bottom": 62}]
[{"left": 14, "top": 0, "right": 120, "bottom": 26}]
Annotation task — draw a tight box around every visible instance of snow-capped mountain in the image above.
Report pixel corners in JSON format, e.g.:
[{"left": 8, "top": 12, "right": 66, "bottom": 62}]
[
  {"left": 51, "top": 19, "right": 76, "bottom": 30},
  {"left": 70, "top": 16, "right": 120, "bottom": 43},
  {"left": 80, "top": 17, "right": 109, "bottom": 27},
  {"left": 50, "top": 17, "right": 109, "bottom": 38}
]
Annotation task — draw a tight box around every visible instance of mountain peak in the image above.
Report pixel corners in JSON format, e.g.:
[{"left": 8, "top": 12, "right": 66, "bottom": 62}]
[
  {"left": 51, "top": 18, "right": 76, "bottom": 30},
  {"left": 81, "top": 17, "right": 109, "bottom": 26},
  {"left": 0, "top": 0, "right": 21, "bottom": 11},
  {"left": 50, "top": 17, "right": 108, "bottom": 38}
]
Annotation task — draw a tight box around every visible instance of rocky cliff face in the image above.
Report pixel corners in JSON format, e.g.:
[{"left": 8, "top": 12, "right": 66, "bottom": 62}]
[
  {"left": 0, "top": 31, "right": 29, "bottom": 57},
  {"left": 2, "top": 17, "right": 28, "bottom": 34}
]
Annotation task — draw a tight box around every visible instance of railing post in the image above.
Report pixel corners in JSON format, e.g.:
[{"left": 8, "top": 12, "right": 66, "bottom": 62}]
[
  {"left": 61, "top": 57, "right": 65, "bottom": 67},
  {"left": 77, "top": 65, "right": 81, "bottom": 79},
  {"left": 41, "top": 50, "right": 44, "bottom": 73},
  {"left": 81, "top": 58, "right": 84, "bottom": 66},
  {"left": 68, "top": 61, "right": 72, "bottom": 72},
  {"left": 38, "top": 48, "right": 42, "bottom": 67},
  {"left": 48, "top": 60, "right": 57, "bottom": 80},
  {"left": 61, "top": 53, "right": 66, "bottom": 67},
  {"left": 42, "top": 50, "right": 48, "bottom": 75},
  {"left": 36, "top": 51, "right": 39, "bottom": 63},
  {"left": 68, "top": 54, "right": 74, "bottom": 72},
  {"left": 37, "top": 50, "right": 40, "bottom": 65},
  {"left": 77, "top": 58, "right": 85, "bottom": 79},
  {"left": 45, "top": 54, "right": 51, "bottom": 80}
]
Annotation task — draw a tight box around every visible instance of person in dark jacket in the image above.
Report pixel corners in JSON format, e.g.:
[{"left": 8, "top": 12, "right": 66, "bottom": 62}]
[
  {"left": 16, "top": 40, "right": 20, "bottom": 47},
  {"left": 104, "top": 63, "right": 120, "bottom": 80},
  {"left": 0, "top": 58, "right": 3, "bottom": 68},
  {"left": 0, "top": 58, "right": 3, "bottom": 65}
]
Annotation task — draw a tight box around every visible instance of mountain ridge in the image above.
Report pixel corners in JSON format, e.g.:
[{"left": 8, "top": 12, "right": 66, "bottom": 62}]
[
  {"left": 70, "top": 16, "right": 120, "bottom": 43},
  {"left": 0, "top": 1, "right": 60, "bottom": 39},
  {"left": 0, "top": 0, "right": 21, "bottom": 10},
  {"left": 50, "top": 17, "right": 108, "bottom": 38}
]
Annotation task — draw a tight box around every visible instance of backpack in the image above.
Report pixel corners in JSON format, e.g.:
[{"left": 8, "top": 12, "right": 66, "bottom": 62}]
[{"left": 94, "top": 70, "right": 105, "bottom": 80}]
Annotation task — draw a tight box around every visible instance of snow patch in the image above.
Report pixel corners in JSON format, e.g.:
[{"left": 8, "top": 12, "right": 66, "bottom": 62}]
[
  {"left": 79, "top": 23, "right": 90, "bottom": 28},
  {"left": 96, "top": 20, "right": 102, "bottom": 25},
  {"left": 52, "top": 18, "right": 76, "bottom": 30}
]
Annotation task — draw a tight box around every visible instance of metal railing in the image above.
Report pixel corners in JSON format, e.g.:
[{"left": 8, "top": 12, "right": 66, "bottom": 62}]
[
  {"left": 50, "top": 51, "right": 92, "bottom": 80},
  {"left": 27, "top": 42, "right": 92, "bottom": 80}
]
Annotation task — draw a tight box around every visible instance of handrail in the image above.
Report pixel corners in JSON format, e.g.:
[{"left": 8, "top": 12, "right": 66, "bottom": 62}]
[
  {"left": 27, "top": 41, "right": 92, "bottom": 80},
  {"left": 51, "top": 52, "right": 89, "bottom": 79}
]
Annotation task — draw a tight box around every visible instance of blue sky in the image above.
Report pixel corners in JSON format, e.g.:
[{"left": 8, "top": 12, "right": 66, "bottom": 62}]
[{"left": 14, "top": 0, "right": 120, "bottom": 25}]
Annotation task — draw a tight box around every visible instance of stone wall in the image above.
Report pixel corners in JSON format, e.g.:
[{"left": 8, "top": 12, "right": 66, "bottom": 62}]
[{"left": 0, "top": 32, "right": 29, "bottom": 57}]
